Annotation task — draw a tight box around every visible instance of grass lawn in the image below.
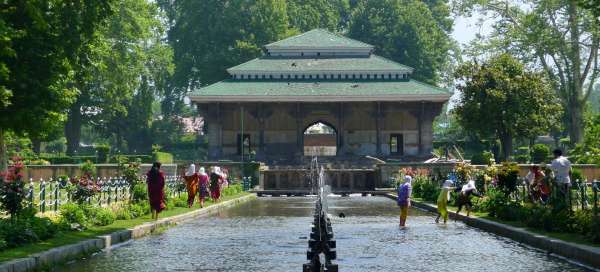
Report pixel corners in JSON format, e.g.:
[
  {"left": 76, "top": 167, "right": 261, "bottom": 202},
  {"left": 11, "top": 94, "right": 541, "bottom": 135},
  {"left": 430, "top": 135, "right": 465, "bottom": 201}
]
[
  {"left": 0, "top": 192, "right": 250, "bottom": 263},
  {"left": 409, "top": 197, "right": 599, "bottom": 247}
]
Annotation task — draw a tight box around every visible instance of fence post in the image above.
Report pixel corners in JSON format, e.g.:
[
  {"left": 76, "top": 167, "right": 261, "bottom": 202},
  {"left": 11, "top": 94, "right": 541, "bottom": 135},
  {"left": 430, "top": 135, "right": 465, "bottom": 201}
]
[
  {"left": 54, "top": 178, "right": 60, "bottom": 212},
  {"left": 593, "top": 180, "right": 598, "bottom": 216},
  {"left": 113, "top": 177, "right": 118, "bottom": 204},
  {"left": 120, "top": 177, "right": 126, "bottom": 202},
  {"left": 40, "top": 178, "right": 46, "bottom": 213},
  {"left": 28, "top": 179, "right": 34, "bottom": 209}
]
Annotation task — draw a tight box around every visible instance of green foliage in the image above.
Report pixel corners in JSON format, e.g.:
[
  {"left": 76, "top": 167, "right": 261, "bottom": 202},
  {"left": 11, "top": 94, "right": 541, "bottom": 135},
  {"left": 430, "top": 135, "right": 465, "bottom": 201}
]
[
  {"left": 132, "top": 183, "right": 148, "bottom": 204},
  {"left": 496, "top": 162, "right": 520, "bottom": 195},
  {"left": 514, "top": 147, "right": 530, "bottom": 163},
  {"left": 79, "top": 160, "right": 96, "bottom": 177},
  {"left": 411, "top": 175, "right": 441, "bottom": 202},
  {"left": 129, "top": 202, "right": 150, "bottom": 218},
  {"left": 39, "top": 155, "right": 97, "bottom": 164},
  {"left": 114, "top": 206, "right": 132, "bottom": 220},
  {"left": 222, "top": 184, "right": 243, "bottom": 197},
  {"left": 531, "top": 144, "right": 550, "bottom": 164},
  {"left": 58, "top": 203, "right": 88, "bottom": 230},
  {"left": 287, "top": 0, "right": 348, "bottom": 31},
  {"left": 152, "top": 152, "right": 173, "bottom": 164},
  {"left": 569, "top": 113, "right": 600, "bottom": 165},
  {"left": 92, "top": 208, "right": 116, "bottom": 226},
  {"left": 95, "top": 144, "right": 110, "bottom": 163},
  {"left": 454, "top": 54, "right": 562, "bottom": 161},
  {"left": 0, "top": 216, "right": 59, "bottom": 250},
  {"left": 0, "top": 160, "right": 27, "bottom": 219},
  {"left": 348, "top": 0, "right": 452, "bottom": 84},
  {"left": 109, "top": 155, "right": 153, "bottom": 164},
  {"left": 119, "top": 159, "right": 141, "bottom": 191},
  {"left": 471, "top": 151, "right": 494, "bottom": 165}
]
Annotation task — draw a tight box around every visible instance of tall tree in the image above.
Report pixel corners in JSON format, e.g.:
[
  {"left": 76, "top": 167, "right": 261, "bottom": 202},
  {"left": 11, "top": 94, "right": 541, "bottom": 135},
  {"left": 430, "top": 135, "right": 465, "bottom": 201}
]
[
  {"left": 0, "top": 0, "right": 113, "bottom": 169},
  {"left": 164, "top": 0, "right": 290, "bottom": 95},
  {"left": 454, "top": 54, "right": 563, "bottom": 160},
  {"left": 456, "top": 0, "right": 600, "bottom": 145},
  {"left": 287, "top": 0, "right": 349, "bottom": 31},
  {"left": 348, "top": 0, "right": 453, "bottom": 84},
  {"left": 65, "top": 0, "right": 174, "bottom": 154}
]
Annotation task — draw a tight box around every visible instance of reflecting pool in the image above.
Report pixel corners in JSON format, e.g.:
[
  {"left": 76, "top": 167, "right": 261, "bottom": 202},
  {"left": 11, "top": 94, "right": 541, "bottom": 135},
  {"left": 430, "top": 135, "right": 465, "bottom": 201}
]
[{"left": 56, "top": 197, "right": 589, "bottom": 272}]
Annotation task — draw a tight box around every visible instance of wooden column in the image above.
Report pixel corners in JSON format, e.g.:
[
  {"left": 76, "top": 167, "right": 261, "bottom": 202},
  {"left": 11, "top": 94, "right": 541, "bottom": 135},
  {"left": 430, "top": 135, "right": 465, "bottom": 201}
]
[
  {"left": 418, "top": 101, "right": 424, "bottom": 155},
  {"left": 258, "top": 103, "right": 266, "bottom": 157},
  {"left": 375, "top": 102, "right": 382, "bottom": 156},
  {"left": 296, "top": 103, "right": 304, "bottom": 157},
  {"left": 337, "top": 102, "right": 345, "bottom": 156}
]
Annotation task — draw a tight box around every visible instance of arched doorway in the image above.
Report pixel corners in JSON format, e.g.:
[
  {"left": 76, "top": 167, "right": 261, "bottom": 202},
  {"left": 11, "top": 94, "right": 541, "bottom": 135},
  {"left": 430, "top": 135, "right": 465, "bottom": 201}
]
[{"left": 303, "top": 121, "right": 337, "bottom": 156}]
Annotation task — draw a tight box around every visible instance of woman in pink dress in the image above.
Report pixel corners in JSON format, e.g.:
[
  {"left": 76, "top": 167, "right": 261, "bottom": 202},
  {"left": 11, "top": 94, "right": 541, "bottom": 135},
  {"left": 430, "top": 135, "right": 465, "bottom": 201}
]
[{"left": 197, "top": 167, "right": 210, "bottom": 208}]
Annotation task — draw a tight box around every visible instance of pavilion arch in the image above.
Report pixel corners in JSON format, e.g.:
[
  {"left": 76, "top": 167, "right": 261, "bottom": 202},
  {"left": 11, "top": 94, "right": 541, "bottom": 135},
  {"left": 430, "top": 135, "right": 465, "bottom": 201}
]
[{"left": 303, "top": 120, "right": 338, "bottom": 157}]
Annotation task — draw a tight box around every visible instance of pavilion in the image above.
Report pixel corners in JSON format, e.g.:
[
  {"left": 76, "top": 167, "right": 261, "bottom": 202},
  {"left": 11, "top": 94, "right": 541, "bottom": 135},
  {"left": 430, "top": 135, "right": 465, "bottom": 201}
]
[{"left": 189, "top": 29, "right": 451, "bottom": 164}]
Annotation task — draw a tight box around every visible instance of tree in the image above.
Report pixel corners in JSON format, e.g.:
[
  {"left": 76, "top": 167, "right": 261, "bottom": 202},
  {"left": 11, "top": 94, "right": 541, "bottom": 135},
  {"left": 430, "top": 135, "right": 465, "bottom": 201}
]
[
  {"left": 0, "top": 0, "right": 113, "bottom": 170},
  {"left": 65, "top": 0, "right": 174, "bottom": 154},
  {"left": 347, "top": 0, "right": 453, "bottom": 84},
  {"left": 287, "top": 0, "right": 349, "bottom": 31},
  {"left": 456, "top": 0, "right": 600, "bottom": 145},
  {"left": 454, "top": 54, "right": 563, "bottom": 161}
]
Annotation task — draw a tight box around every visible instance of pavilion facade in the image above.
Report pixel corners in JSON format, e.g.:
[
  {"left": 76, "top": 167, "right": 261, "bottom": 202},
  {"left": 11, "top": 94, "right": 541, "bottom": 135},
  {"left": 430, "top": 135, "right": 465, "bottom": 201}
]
[{"left": 189, "top": 29, "right": 450, "bottom": 164}]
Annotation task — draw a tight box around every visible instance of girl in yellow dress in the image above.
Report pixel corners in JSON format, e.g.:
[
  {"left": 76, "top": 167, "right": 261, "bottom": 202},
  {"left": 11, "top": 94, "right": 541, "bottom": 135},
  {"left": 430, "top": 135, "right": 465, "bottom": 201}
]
[{"left": 436, "top": 180, "right": 455, "bottom": 224}]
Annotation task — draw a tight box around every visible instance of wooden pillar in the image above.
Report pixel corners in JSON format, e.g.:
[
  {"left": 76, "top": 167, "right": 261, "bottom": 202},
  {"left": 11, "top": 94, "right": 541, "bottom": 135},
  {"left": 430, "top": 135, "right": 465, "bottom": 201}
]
[
  {"left": 337, "top": 102, "right": 345, "bottom": 156},
  {"left": 418, "top": 101, "right": 424, "bottom": 155},
  {"left": 375, "top": 102, "right": 382, "bottom": 156},
  {"left": 217, "top": 102, "right": 223, "bottom": 157},
  {"left": 296, "top": 103, "right": 304, "bottom": 157},
  {"left": 258, "top": 103, "right": 266, "bottom": 158}
]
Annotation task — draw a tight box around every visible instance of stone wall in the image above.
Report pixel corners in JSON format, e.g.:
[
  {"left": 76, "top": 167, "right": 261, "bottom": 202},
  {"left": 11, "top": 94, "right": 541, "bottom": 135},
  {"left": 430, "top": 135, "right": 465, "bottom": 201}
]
[{"left": 23, "top": 164, "right": 178, "bottom": 181}]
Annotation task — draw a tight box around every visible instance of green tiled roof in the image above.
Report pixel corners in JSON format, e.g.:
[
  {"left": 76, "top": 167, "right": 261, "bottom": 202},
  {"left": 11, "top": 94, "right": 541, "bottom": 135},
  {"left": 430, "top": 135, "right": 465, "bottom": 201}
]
[
  {"left": 189, "top": 80, "right": 451, "bottom": 101},
  {"left": 265, "top": 29, "right": 373, "bottom": 49},
  {"left": 228, "top": 55, "right": 412, "bottom": 72}
]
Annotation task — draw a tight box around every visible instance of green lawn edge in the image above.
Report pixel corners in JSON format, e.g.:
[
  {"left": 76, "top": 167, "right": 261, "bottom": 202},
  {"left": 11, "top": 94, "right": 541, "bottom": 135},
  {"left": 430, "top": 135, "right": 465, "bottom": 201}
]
[
  {"left": 0, "top": 192, "right": 250, "bottom": 263},
  {"left": 409, "top": 197, "right": 599, "bottom": 247}
]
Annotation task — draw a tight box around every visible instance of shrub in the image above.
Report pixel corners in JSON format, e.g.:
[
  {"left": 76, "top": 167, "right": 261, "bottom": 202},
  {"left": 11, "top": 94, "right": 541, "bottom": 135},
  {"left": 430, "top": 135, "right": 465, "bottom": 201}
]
[
  {"left": 589, "top": 216, "right": 600, "bottom": 243},
  {"left": 66, "top": 176, "right": 100, "bottom": 204},
  {"left": 222, "top": 184, "right": 242, "bottom": 196},
  {"left": 0, "top": 215, "right": 59, "bottom": 250},
  {"left": 28, "top": 217, "right": 59, "bottom": 240},
  {"left": 412, "top": 176, "right": 440, "bottom": 202},
  {"left": 95, "top": 144, "right": 110, "bottom": 163},
  {"left": 129, "top": 203, "right": 150, "bottom": 218},
  {"left": 92, "top": 208, "right": 116, "bottom": 226},
  {"left": 132, "top": 183, "right": 148, "bottom": 203},
  {"left": 153, "top": 151, "right": 174, "bottom": 164},
  {"left": 471, "top": 151, "right": 494, "bottom": 165},
  {"left": 114, "top": 206, "right": 132, "bottom": 220},
  {"left": 531, "top": 144, "right": 550, "bottom": 163},
  {"left": 496, "top": 162, "right": 519, "bottom": 195},
  {"left": 0, "top": 159, "right": 27, "bottom": 219},
  {"left": 514, "top": 146, "right": 530, "bottom": 163},
  {"left": 59, "top": 203, "right": 88, "bottom": 229}
]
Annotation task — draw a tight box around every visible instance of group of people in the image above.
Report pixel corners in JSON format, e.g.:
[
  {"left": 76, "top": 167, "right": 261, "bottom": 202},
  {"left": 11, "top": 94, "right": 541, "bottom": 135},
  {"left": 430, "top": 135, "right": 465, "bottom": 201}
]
[
  {"left": 143, "top": 162, "right": 231, "bottom": 220},
  {"left": 183, "top": 163, "right": 229, "bottom": 208},
  {"left": 396, "top": 148, "right": 572, "bottom": 228},
  {"left": 525, "top": 149, "right": 572, "bottom": 204}
]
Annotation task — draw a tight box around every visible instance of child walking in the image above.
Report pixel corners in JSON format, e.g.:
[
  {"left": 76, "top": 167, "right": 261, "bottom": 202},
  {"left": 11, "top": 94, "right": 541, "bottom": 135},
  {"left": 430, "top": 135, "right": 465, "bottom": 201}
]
[{"left": 436, "top": 180, "right": 454, "bottom": 224}]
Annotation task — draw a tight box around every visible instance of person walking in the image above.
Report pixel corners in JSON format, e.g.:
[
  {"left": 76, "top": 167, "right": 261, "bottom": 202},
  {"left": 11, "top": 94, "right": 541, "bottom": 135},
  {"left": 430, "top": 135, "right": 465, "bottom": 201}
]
[
  {"left": 397, "top": 172, "right": 413, "bottom": 228},
  {"left": 456, "top": 179, "right": 481, "bottom": 217},
  {"left": 184, "top": 163, "right": 199, "bottom": 208},
  {"left": 210, "top": 166, "right": 222, "bottom": 202},
  {"left": 435, "top": 180, "right": 454, "bottom": 224},
  {"left": 198, "top": 167, "right": 210, "bottom": 208},
  {"left": 147, "top": 162, "right": 166, "bottom": 220},
  {"left": 550, "top": 149, "right": 572, "bottom": 205}
]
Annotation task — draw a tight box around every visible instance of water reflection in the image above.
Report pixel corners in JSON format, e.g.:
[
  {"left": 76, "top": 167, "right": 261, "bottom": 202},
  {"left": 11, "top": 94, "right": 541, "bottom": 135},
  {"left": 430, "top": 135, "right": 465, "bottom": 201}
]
[{"left": 56, "top": 197, "right": 589, "bottom": 272}]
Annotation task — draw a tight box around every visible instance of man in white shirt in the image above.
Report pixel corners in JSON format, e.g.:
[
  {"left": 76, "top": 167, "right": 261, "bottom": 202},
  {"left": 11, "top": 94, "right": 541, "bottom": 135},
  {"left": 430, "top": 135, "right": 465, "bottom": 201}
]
[{"left": 550, "top": 149, "right": 572, "bottom": 202}]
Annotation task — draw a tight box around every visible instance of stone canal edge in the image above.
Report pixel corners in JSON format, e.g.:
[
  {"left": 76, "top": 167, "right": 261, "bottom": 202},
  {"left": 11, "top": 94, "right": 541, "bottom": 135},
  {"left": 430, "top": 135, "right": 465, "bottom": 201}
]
[
  {"left": 0, "top": 194, "right": 257, "bottom": 272},
  {"left": 382, "top": 193, "right": 600, "bottom": 269}
]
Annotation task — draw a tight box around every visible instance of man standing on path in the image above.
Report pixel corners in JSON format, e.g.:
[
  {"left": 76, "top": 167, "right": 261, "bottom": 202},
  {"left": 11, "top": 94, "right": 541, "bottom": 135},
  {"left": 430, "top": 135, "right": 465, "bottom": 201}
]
[{"left": 550, "top": 149, "right": 572, "bottom": 205}]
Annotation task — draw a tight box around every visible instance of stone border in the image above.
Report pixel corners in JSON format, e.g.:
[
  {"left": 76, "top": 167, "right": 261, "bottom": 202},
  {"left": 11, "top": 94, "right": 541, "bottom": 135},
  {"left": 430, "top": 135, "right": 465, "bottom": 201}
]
[
  {"left": 383, "top": 193, "right": 600, "bottom": 269},
  {"left": 0, "top": 194, "right": 256, "bottom": 272}
]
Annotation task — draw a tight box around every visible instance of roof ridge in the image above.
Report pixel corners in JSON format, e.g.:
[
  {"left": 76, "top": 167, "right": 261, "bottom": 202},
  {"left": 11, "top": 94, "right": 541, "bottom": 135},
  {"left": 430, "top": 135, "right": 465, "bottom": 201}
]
[{"left": 265, "top": 28, "right": 374, "bottom": 48}]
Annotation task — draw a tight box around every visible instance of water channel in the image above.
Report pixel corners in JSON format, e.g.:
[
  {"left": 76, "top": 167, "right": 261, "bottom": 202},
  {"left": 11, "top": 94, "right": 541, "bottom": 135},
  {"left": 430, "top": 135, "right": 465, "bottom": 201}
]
[{"left": 57, "top": 196, "right": 590, "bottom": 272}]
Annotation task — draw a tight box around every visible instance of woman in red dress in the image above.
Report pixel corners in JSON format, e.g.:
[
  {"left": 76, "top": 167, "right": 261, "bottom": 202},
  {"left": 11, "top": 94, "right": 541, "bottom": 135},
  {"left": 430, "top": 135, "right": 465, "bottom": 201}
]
[{"left": 147, "top": 162, "right": 166, "bottom": 220}]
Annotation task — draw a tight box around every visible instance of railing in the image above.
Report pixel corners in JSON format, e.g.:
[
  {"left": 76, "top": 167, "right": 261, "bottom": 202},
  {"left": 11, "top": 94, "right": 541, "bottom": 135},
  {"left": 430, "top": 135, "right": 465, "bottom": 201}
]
[{"left": 24, "top": 175, "right": 185, "bottom": 213}]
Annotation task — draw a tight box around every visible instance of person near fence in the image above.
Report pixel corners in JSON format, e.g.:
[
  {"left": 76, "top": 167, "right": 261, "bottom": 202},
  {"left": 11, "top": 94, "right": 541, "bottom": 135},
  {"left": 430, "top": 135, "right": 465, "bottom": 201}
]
[
  {"left": 210, "top": 166, "right": 222, "bottom": 202},
  {"left": 436, "top": 180, "right": 455, "bottom": 224},
  {"left": 147, "top": 162, "right": 166, "bottom": 220},
  {"left": 397, "top": 171, "right": 413, "bottom": 228},
  {"left": 550, "top": 149, "right": 572, "bottom": 202},
  {"left": 184, "top": 163, "right": 199, "bottom": 208},
  {"left": 198, "top": 167, "right": 210, "bottom": 208},
  {"left": 456, "top": 179, "right": 481, "bottom": 217}
]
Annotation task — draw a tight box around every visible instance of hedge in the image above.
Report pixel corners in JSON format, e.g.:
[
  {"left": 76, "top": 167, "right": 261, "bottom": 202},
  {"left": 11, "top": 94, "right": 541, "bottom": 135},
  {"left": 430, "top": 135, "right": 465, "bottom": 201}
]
[{"left": 153, "top": 152, "right": 173, "bottom": 164}]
